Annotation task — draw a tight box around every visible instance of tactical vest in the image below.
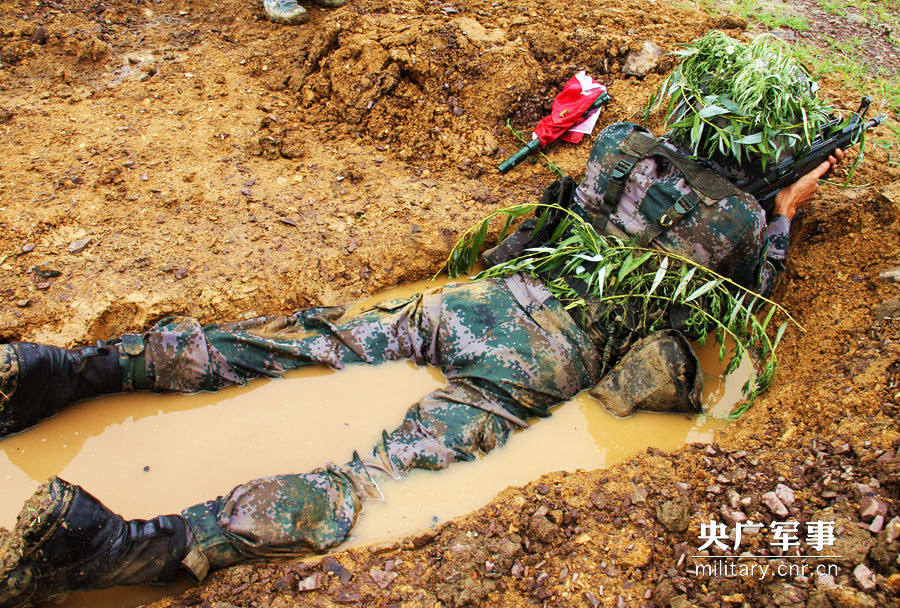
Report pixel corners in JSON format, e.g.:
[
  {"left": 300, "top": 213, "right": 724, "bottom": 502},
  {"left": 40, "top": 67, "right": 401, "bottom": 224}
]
[{"left": 583, "top": 125, "right": 745, "bottom": 249}]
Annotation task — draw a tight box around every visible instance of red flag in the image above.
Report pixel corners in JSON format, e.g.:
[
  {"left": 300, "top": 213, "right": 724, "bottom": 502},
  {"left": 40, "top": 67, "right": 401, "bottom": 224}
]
[{"left": 533, "top": 74, "right": 607, "bottom": 147}]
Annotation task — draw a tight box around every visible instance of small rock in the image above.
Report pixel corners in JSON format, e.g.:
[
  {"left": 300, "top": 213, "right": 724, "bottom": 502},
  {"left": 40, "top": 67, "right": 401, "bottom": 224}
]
[
  {"left": 817, "top": 574, "right": 836, "bottom": 588},
  {"left": 322, "top": 556, "right": 352, "bottom": 584},
  {"left": 859, "top": 496, "right": 888, "bottom": 522},
  {"left": 272, "top": 574, "right": 298, "bottom": 594},
  {"left": 346, "top": 238, "right": 358, "bottom": 253},
  {"left": 762, "top": 492, "right": 789, "bottom": 517},
  {"left": 879, "top": 267, "right": 900, "bottom": 282},
  {"left": 886, "top": 517, "right": 900, "bottom": 542},
  {"left": 241, "top": 186, "right": 252, "bottom": 197},
  {"left": 369, "top": 567, "right": 398, "bottom": 589},
  {"left": 869, "top": 515, "right": 884, "bottom": 533},
  {"left": 31, "top": 265, "right": 61, "bottom": 278},
  {"left": 853, "top": 564, "right": 876, "bottom": 591},
  {"left": 674, "top": 482, "right": 691, "bottom": 495},
  {"left": 68, "top": 237, "right": 92, "bottom": 254},
  {"left": 297, "top": 572, "right": 326, "bottom": 591},
  {"left": 36, "top": 281, "right": 51, "bottom": 290},
  {"left": 630, "top": 487, "right": 648, "bottom": 504},
  {"left": 656, "top": 496, "right": 690, "bottom": 533},
  {"left": 31, "top": 26, "right": 47, "bottom": 44},
  {"left": 855, "top": 483, "right": 878, "bottom": 498},
  {"left": 705, "top": 484, "right": 723, "bottom": 495},
  {"left": 775, "top": 484, "right": 795, "bottom": 506},
  {"left": 511, "top": 560, "right": 524, "bottom": 577},
  {"left": 174, "top": 267, "right": 188, "bottom": 280},
  {"left": 280, "top": 217, "right": 297, "bottom": 226},
  {"left": 140, "top": 173, "right": 149, "bottom": 181},
  {"left": 15, "top": 299, "right": 30, "bottom": 308},
  {"left": 22, "top": 243, "right": 34, "bottom": 253},
  {"left": 622, "top": 41, "right": 664, "bottom": 77},
  {"left": 721, "top": 508, "right": 748, "bottom": 526},
  {"left": 583, "top": 591, "right": 600, "bottom": 608},
  {"left": 875, "top": 299, "right": 900, "bottom": 321}
]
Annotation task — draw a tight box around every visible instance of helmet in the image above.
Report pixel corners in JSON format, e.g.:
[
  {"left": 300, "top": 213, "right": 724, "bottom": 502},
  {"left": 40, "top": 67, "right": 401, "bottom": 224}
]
[{"left": 650, "top": 31, "right": 833, "bottom": 174}]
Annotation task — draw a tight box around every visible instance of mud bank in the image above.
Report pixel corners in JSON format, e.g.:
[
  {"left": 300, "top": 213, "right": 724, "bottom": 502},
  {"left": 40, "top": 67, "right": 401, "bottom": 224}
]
[{"left": 1, "top": 0, "right": 899, "bottom": 605}]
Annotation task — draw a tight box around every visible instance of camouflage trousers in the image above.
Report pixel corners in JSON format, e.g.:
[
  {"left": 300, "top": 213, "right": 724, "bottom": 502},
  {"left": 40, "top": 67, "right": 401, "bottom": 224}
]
[{"left": 112, "top": 274, "right": 602, "bottom": 579}]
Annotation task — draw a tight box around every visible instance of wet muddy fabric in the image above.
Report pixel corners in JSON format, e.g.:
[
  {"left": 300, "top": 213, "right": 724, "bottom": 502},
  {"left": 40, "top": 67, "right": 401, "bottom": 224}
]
[
  {"left": 118, "top": 274, "right": 604, "bottom": 576},
  {"left": 573, "top": 122, "right": 790, "bottom": 296}
]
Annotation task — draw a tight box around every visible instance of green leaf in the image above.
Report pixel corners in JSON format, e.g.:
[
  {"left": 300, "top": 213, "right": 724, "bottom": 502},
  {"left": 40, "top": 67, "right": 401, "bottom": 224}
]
[
  {"left": 673, "top": 266, "right": 697, "bottom": 300},
  {"left": 698, "top": 105, "right": 730, "bottom": 119},
  {"left": 761, "top": 304, "right": 777, "bottom": 331},
  {"left": 648, "top": 256, "right": 669, "bottom": 295},
  {"left": 736, "top": 132, "right": 763, "bottom": 145},
  {"left": 498, "top": 215, "right": 515, "bottom": 245},
  {"left": 772, "top": 320, "right": 788, "bottom": 349},
  {"left": 684, "top": 278, "right": 722, "bottom": 303},
  {"left": 617, "top": 251, "right": 654, "bottom": 283}
]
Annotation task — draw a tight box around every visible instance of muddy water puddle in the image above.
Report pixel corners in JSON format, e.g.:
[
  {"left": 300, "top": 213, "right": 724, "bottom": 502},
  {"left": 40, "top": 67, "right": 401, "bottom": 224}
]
[{"left": 0, "top": 275, "right": 746, "bottom": 608}]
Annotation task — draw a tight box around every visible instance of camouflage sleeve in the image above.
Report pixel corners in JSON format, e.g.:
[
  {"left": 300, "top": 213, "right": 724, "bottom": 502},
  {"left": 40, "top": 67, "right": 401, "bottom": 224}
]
[{"left": 722, "top": 207, "right": 791, "bottom": 297}]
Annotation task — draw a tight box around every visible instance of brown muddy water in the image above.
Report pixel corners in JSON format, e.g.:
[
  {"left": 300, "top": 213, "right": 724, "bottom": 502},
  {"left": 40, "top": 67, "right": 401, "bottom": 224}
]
[{"left": 0, "top": 276, "right": 747, "bottom": 608}]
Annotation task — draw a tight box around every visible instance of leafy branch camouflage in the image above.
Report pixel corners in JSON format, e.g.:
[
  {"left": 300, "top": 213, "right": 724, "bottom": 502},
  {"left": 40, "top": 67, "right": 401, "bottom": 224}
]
[{"left": 442, "top": 203, "right": 799, "bottom": 417}]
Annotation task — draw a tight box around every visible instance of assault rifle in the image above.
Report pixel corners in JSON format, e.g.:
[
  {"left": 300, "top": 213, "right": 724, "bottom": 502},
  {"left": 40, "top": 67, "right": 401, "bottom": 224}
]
[{"left": 745, "top": 96, "right": 887, "bottom": 216}]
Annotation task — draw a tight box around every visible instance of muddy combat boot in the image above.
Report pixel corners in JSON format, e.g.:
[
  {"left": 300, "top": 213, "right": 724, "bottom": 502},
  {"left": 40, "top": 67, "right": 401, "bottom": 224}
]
[
  {"left": 261, "top": 0, "right": 309, "bottom": 24},
  {"left": 589, "top": 330, "right": 703, "bottom": 418},
  {"left": 0, "top": 342, "right": 122, "bottom": 438},
  {"left": 0, "top": 477, "right": 186, "bottom": 608}
]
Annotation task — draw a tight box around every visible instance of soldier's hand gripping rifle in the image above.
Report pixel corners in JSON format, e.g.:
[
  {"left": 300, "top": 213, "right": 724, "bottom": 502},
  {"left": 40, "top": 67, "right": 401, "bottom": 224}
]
[{"left": 745, "top": 97, "right": 887, "bottom": 216}]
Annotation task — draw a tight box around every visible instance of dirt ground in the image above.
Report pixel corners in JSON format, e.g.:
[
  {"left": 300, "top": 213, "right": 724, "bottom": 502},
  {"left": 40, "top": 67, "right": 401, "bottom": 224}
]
[{"left": 1, "top": 0, "right": 899, "bottom": 605}]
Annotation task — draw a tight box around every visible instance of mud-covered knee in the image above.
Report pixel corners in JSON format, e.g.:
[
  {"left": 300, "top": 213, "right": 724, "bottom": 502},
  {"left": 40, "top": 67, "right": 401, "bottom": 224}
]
[
  {"left": 181, "top": 467, "right": 361, "bottom": 580},
  {"left": 220, "top": 468, "right": 360, "bottom": 554}
]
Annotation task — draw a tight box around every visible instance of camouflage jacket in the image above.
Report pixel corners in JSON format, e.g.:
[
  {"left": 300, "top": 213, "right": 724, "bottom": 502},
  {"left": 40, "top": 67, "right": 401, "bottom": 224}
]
[{"left": 573, "top": 122, "right": 790, "bottom": 297}]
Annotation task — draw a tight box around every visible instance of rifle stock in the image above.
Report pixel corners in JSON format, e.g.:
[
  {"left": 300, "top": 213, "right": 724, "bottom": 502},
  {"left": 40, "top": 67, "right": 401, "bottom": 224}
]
[{"left": 745, "top": 97, "right": 887, "bottom": 216}]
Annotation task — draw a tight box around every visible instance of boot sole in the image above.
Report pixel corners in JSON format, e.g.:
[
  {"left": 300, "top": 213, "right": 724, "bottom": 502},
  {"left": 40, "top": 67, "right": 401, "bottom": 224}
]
[{"left": 0, "top": 479, "right": 75, "bottom": 608}]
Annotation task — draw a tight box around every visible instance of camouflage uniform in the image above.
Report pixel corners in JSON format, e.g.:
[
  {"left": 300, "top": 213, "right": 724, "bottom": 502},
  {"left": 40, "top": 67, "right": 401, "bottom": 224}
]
[
  {"left": 574, "top": 122, "right": 790, "bottom": 296},
  {"left": 110, "top": 273, "right": 602, "bottom": 579}
]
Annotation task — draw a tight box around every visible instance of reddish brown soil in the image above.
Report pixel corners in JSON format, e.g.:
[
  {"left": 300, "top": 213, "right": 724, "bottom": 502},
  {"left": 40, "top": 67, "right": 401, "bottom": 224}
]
[{"left": 0, "top": 0, "right": 899, "bottom": 605}]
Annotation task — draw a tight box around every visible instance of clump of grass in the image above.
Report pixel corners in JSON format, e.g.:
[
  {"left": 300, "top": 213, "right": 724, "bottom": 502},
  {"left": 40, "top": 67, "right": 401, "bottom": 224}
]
[
  {"left": 647, "top": 31, "right": 835, "bottom": 170},
  {"left": 441, "top": 204, "right": 801, "bottom": 419}
]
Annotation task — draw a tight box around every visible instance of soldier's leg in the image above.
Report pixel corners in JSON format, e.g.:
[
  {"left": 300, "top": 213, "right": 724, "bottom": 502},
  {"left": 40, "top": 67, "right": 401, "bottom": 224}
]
[
  {"left": 178, "top": 384, "right": 515, "bottom": 581},
  {"left": 0, "top": 341, "right": 122, "bottom": 438},
  {"left": 119, "top": 290, "right": 443, "bottom": 394},
  {"left": 0, "top": 287, "right": 445, "bottom": 436},
  {"left": 0, "top": 477, "right": 186, "bottom": 608}
]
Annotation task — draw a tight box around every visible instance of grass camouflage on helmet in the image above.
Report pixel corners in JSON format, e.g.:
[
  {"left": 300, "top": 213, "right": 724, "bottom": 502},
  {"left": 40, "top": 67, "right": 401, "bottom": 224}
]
[{"left": 647, "top": 31, "right": 835, "bottom": 171}]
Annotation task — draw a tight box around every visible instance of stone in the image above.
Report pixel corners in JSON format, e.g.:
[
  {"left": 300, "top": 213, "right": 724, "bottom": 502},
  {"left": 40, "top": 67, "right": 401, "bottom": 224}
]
[
  {"left": 618, "top": 538, "right": 652, "bottom": 569},
  {"left": 886, "top": 517, "right": 900, "bottom": 542},
  {"left": 656, "top": 496, "right": 690, "bottom": 533},
  {"left": 21, "top": 243, "right": 34, "bottom": 253},
  {"left": 762, "top": 492, "right": 789, "bottom": 517},
  {"left": 869, "top": 515, "right": 885, "bottom": 533},
  {"left": 853, "top": 564, "right": 876, "bottom": 591},
  {"left": 774, "top": 483, "right": 795, "bottom": 506},
  {"left": 68, "top": 237, "right": 92, "bottom": 253},
  {"left": 297, "top": 572, "right": 326, "bottom": 591},
  {"left": 622, "top": 42, "right": 665, "bottom": 77},
  {"left": 369, "top": 567, "right": 398, "bottom": 589},
  {"left": 454, "top": 17, "right": 505, "bottom": 45},
  {"left": 875, "top": 298, "right": 900, "bottom": 321},
  {"left": 859, "top": 496, "right": 888, "bottom": 522}
]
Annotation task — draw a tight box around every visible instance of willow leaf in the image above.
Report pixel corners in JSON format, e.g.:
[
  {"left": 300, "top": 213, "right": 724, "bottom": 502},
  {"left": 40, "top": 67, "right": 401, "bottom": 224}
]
[
  {"left": 648, "top": 256, "right": 669, "bottom": 296},
  {"left": 683, "top": 278, "right": 722, "bottom": 303},
  {"left": 772, "top": 320, "right": 788, "bottom": 349},
  {"left": 673, "top": 267, "right": 697, "bottom": 300}
]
